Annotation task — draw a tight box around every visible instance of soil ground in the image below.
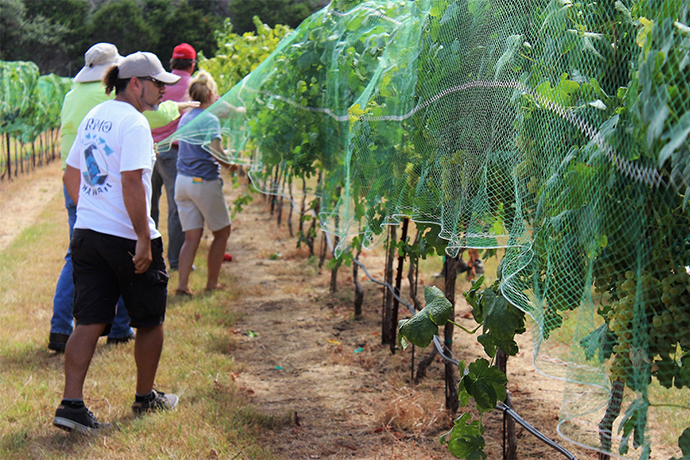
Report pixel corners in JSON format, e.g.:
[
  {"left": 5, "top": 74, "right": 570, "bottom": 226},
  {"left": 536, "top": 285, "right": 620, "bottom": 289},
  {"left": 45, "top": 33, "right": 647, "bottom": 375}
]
[{"left": 1, "top": 166, "right": 601, "bottom": 460}]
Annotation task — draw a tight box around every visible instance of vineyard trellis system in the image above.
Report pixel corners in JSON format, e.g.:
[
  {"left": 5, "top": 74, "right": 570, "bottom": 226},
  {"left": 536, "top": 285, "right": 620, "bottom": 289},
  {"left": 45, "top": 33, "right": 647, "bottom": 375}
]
[
  {"left": 0, "top": 0, "right": 683, "bottom": 457},
  {"left": 1, "top": 131, "right": 61, "bottom": 181},
  {"left": 0, "top": 60, "right": 71, "bottom": 182},
  {"left": 252, "top": 188, "right": 582, "bottom": 459},
  {"left": 164, "top": 0, "right": 690, "bottom": 458}
]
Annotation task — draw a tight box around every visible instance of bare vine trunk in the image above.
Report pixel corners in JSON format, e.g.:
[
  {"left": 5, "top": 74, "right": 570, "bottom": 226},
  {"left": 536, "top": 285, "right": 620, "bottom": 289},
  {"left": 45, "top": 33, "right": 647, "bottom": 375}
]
[
  {"left": 329, "top": 201, "right": 341, "bottom": 292},
  {"left": 287, "top": 178, "right": 294, "bottom": 237},
  {"left": 353, "top": 247, "right": 363, "bottom": 317},
  {"left": 270, "top": 167, "right": 279, "bottom": 215},
  {"left": 598, "top": 378, "right": 625, "bottom": 460},
  {"left": 299, "top": 176, "right": 306, "bottom": 236},
  {"left": 407, "top": 230, "right": 422, "bottom": 311},
  {"left": 3, "top": 134, "right": 10, "bottom": 180},
  {"left": 276, "top": 170, "right": 285, "bottom": 226}
]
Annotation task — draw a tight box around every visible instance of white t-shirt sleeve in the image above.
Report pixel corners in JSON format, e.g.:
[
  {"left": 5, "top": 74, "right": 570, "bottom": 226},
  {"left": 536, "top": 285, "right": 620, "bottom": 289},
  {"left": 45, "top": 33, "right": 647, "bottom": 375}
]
[{"left": 120, "top": 117, "right": 154, "bottom": 173}]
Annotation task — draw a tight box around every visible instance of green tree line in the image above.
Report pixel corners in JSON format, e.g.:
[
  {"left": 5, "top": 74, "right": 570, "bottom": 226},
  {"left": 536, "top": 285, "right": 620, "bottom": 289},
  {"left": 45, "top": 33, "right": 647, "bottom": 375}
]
[{"left": 0, "top": 0, "right": 326, "bottom": 77}]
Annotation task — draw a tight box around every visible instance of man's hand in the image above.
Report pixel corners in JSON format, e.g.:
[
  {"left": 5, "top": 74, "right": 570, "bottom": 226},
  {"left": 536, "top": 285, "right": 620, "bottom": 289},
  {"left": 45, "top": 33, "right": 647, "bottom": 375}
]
[
  {"left": 122, "top": 169, "right": 153, "bottom": 274},
  {"left": 132, "top": 239, "right": 152, "bottom": 274}
]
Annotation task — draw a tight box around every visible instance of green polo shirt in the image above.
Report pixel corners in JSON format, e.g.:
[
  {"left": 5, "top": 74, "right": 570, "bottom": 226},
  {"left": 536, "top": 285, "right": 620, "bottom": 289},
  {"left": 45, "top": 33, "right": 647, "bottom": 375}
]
[{"left": 60, "top": 81, "right": 180, "bottom": 168}]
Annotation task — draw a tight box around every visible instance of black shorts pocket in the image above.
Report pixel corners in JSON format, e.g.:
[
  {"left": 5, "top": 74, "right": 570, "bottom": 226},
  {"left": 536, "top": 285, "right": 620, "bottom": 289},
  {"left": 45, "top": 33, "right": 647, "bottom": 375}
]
[{"left": 145, "top": 269, "right": 169, "bottom": 287}]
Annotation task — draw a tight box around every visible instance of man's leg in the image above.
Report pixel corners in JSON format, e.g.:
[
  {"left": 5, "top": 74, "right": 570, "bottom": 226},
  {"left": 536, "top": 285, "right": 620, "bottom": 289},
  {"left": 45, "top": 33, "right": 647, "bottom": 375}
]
[
  {"left": 134, "top": 324, "right": 164, "bottom": 395},
  {"left": 63, "top": 323, "right": 107, "bottom": 399},
  {"left": 107, "top": 297, "right": 134, "bottom": 342},
  {"left": 158, "top": 149, "right": 184, "bottom": 269}
]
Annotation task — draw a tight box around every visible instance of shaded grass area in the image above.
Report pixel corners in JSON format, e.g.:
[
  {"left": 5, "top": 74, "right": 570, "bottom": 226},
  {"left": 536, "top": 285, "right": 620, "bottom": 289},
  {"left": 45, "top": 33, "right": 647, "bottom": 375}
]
[{"left": 0, "top": 191, "right": 283, "bottom": 459}]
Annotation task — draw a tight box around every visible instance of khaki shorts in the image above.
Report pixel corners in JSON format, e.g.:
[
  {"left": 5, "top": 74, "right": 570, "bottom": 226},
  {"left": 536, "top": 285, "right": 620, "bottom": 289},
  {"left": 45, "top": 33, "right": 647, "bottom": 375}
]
[{"left": 175, "top": 174, "right": 231, "bottom": 232}]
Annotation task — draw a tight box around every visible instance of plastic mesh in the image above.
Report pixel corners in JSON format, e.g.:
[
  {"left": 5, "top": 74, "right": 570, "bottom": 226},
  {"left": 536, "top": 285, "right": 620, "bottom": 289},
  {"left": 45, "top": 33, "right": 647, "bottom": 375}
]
[
  {"left": 165, "top": 0, "right": 690, "bottom": 457},
  {"left": 0, "top": 61, "right": 71, "bottom": 143}
]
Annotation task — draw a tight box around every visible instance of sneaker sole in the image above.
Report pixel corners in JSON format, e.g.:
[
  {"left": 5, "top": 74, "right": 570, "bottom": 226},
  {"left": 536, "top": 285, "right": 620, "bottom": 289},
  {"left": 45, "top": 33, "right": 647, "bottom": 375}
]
[{"left": 53, "top": 417, "right": 98, "bottom": 434}]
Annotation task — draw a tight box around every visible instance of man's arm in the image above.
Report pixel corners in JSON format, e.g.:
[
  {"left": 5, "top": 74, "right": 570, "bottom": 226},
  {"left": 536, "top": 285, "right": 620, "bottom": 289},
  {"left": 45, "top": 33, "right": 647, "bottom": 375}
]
[
  {"left": 63, "top": 165, "right": 81, "bottom": 205},
  {"left": 121, "top": 169, "right": 152, "bottom": 274}
]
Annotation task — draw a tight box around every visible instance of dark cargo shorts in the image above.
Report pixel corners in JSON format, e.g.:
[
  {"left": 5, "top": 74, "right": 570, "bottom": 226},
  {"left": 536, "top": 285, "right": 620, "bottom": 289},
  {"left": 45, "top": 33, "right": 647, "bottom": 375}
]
[{"left": 71, "top": 228, "right": 168, "bottom": 331}]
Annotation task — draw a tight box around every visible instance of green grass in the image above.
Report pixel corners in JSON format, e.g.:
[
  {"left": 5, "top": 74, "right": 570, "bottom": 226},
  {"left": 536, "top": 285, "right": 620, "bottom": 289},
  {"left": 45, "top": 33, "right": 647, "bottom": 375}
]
[{"left": 0, "top": 191, "right": 282, "bottom": 459}]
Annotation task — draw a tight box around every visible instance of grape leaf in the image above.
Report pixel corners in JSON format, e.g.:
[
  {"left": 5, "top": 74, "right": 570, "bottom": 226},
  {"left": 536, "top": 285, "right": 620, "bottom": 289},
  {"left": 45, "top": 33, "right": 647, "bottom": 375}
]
[
  {"left": 440, "top": 412, "right": 487, "bottom": 460},
  {"left": 579, "top": 324, "right": 616, "bottom": 362},
  {"left": 477, "top": 289, "right": 525, "bottom": 357},
  {"left": 675, "top": 358, "right": 690, "bottom": 390},
  {"left": 458, "top": 358, "right": 507, "bottom": 413},
  {"left": 655, "top": 357, "right": 678, "bottom": 389},
  {"left": 659, "top": 112, "right": 690, "bottom": 166},
  {"left": 398, "top": 285, "right": 452, "bottom": 350},
  {"left": 618, "top": 398, "right": 647, "bottom": 456}
]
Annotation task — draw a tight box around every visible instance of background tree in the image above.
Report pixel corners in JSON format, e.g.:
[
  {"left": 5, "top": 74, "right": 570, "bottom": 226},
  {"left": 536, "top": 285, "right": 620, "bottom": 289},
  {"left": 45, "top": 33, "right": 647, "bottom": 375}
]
[
  {"left": 151, "top": 0, "right": 223, "bottom": 67},
  {"left": 21, "top": 0, "right": 89, "bottom": 76},
  {"left": 86, "top": 0, "right": 155, "bottom": 56},
  {"left": 1, "top": 0, "right": 326, "bottom": 76},
  {"left": 227, "top": 0, "right": 328, "bottom": 34}
]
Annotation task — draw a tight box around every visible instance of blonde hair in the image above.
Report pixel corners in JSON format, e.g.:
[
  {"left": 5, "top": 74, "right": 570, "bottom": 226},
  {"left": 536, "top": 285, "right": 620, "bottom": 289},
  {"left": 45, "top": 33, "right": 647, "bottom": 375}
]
[{"left": 188, "top": 70, "right": 218, "bottom": 104}]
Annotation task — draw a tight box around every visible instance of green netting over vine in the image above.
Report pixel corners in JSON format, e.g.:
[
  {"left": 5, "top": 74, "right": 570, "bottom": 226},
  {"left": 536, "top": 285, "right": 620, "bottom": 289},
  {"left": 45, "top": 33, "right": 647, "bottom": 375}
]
[
  {"left": 1, "top": 61, "right": 72, "bottom": 143},
  {"left": 165, "top": 0, "right": 690, "bottom": 457}
]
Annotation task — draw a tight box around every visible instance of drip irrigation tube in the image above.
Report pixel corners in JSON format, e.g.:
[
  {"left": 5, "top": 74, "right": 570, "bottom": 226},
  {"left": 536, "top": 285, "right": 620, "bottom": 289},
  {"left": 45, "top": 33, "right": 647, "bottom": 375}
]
[
  {"left": 497, "top": 402, "right": 578, "bottom": 460},
  {"left": 351, "top": 256, "right": 579, "bottom": 460}
]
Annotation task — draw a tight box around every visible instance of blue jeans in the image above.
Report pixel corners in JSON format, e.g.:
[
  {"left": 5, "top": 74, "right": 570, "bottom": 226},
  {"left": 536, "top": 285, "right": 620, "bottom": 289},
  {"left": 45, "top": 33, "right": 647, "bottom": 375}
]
[
  {"left": 151, "top": 145, "right": 184, "bottom": 269},
  {"left": 50, "top": 185, "right": 133, "bottom": 338}
]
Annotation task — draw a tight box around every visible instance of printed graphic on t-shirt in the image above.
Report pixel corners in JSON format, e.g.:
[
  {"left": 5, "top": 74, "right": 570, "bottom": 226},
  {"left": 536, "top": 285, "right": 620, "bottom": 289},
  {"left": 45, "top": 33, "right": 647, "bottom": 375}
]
[{"left": 79, "top": 129, "right": 114, "bottom": 196}]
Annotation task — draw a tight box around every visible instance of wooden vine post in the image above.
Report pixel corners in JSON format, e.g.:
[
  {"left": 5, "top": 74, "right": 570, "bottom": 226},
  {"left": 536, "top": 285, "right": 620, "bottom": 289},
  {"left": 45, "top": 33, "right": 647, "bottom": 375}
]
[
  {"left": 496, "top": 349, "right": 517, "bottom": 459},
  {"left": 444, "top": 255, "right": 460, "bottom": 413},
  {"left": 390, "top": 218, "right": 409, "bottom": 354},
  {"left": 381, "top": 224, "right": 396, "bottom": 345}
]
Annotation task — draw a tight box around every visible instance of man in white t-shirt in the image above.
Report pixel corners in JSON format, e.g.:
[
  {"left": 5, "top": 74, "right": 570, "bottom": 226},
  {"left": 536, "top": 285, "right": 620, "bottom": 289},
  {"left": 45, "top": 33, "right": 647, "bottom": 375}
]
[{"left": 53, "top": 52, "right": 180, "bottom": 434}]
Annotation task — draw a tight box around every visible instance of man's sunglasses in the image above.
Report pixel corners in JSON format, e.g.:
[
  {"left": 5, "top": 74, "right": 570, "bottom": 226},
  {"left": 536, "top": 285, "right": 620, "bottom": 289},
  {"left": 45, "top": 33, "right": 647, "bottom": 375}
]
[{"left": 139, "top": 77, "right": 165, "bottom": 89}]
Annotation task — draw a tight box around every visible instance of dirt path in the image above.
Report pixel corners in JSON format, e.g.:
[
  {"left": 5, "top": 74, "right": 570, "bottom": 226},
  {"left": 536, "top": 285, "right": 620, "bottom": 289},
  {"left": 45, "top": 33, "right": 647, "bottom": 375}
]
[
  {"left": 0, "top": 165, "right": 64, "bottom": 252},
  {"left": 220, "top": 182, "right": 598, "bottom": 460}
]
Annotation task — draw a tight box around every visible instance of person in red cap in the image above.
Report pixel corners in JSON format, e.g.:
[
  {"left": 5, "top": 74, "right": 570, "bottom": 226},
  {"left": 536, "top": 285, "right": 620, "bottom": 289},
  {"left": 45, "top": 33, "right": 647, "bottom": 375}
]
[{"left": 150, "top": 43, "right": 197, "bottom": 271}]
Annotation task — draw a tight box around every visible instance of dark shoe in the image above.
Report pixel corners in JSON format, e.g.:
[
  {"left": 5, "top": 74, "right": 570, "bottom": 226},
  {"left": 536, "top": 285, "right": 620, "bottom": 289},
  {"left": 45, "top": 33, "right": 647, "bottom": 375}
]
[
  {"left": 48, "top": 333, "right": 70, "bottom": 353},
  {"left": 132, "top": 389, "right": 179, "bottom": 414},
  {"left": 106, "top": 332, "right": 135, "bottom": 345},
  {"left": 53, "top": 403, "right": 105, "bottom": 434}
]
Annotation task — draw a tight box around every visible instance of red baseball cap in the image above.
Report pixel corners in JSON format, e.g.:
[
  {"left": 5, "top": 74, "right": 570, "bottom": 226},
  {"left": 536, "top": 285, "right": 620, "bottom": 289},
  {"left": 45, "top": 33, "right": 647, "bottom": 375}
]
[{"left": 172, "top": 43, "right": 196, "bottom": 59}]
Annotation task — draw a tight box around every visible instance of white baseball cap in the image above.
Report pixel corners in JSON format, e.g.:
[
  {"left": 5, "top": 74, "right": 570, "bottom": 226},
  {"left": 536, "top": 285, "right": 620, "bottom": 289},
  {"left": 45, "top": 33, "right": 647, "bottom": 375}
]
[
  {"left": 118, "top": 51, "right": 180, "bottom": 85},
  {"left": 74, "top": 43, "right": 123, "bottom": 83}
]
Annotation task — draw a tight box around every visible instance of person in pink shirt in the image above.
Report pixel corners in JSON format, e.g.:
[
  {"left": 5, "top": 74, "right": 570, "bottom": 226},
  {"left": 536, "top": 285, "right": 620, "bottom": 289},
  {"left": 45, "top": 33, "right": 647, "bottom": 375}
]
[{"left": 150, "top": 43, "right": 196, "bottom": 270}]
